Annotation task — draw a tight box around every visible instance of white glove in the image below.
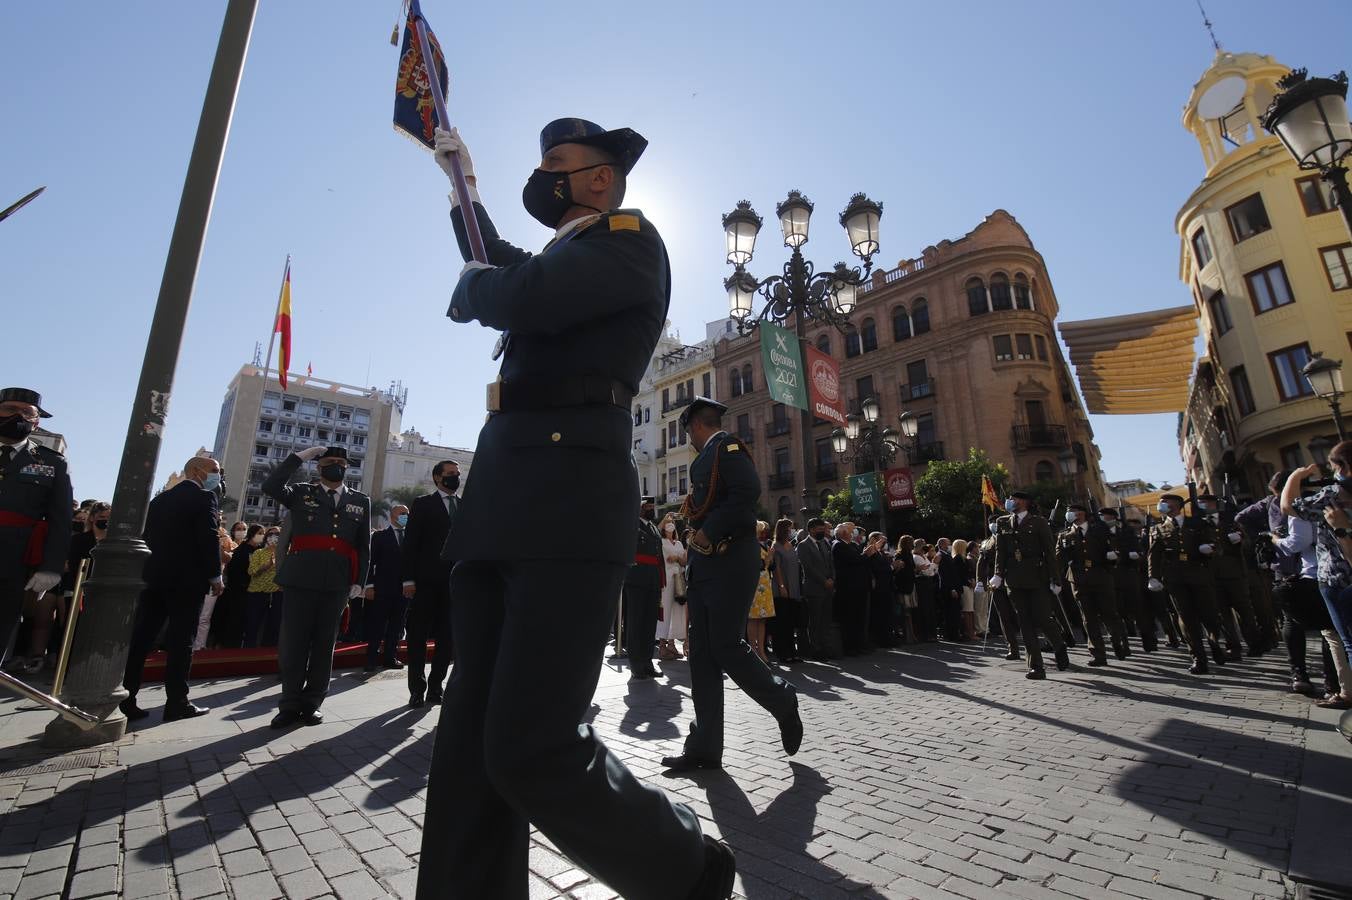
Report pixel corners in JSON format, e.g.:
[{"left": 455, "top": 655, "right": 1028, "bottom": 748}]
[
  {"left": 1105, "top": 551, "right": 1119, "bottom": 561},
  {"left": 988, "top": 575, "right": 1003, "bottom": 590},
  {"left": 297, "top": 445, "right": 327, "bottom": 461},
  {"left": 25, "top": 571, "right": 60, "bottom": 596},
  {"left": 1050, "top": 583, "right": 1062, "bottom": 595},
  {"left": 1147, "top": 578, "right": 1164, "bottom": 592},
  {"left": 1129, "top": 551, "right": 1140, "bottom": 560},
  {"left": 1198, "top": 543, "right": 1214, "bottom": 555},
  {"left": 348, "top": 584, "right": 364, "bottom": 600},
  {"left": 1228, "top": 532, "right": 1242, "bottom": 544},
  {"left": 433, "top": 127, "right": 475, "bottom": 182},
  {"left": 459, "top": 260, "right": 495, "bottom": 279}
]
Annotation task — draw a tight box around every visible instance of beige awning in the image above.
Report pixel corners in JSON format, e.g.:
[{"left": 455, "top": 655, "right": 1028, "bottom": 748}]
[{"left": 1059, "top": 306, "right": 1199, "bottom": 414}]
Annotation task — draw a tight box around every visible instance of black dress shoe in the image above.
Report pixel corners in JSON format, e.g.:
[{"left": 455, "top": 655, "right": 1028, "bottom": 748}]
[
  {"left": 688, "top": 835, "right": 736, "bottom": 899},
  {"left": 119, "top": 698, "right": 149, "bottom": 721},
  {"left": 162, "top": 702, "right": 209, "bottom": 722},
  {"left": 1004, "top": 650, "right": 1022, "bottom": 661},
  {"left": 409, "top": 695, "right": 425, "bottom": 709},
  {"left": 1210, "top": 643, "right": 1227, "bottom": 666},
  {"left": 1026, "top": 668, "right": 1047, "bottom": 680},
  {"left": 1086, "top": 657, "right": 1108, "bottom": 667},
  {"left": 426, "top": 691, "right": 443, "bottom": 705},
  {"left": 271, "top": 710, "right": 301, "bottom": 729},
  {"left": 778, "top": 699, "right": 803, "bottom": 756},
  {"left": 1054, "top": 648, "right": 1071, "bottom": 671},
  {"left": 385, "top": 659, "right": 405, "bottom": 669},
  {"left": 661, "top": 753, "right": 722, "bottom": 772},
  {"left": 1189, "top": 661, "right": 1209, "bottom": 675},
  {"left": 299, "top": 710, "right": 324, "bottom": 726},
  {"left": 1167, "top": 640, "right": 1181, "bottom": 649},
  {"left": 630, "top": 670, "right": 657, "bottom": 681}
]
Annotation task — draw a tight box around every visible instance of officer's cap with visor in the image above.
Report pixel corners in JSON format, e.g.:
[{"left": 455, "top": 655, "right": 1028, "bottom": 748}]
[
  {"left": 540, "top": 119, "right": 648, "bottom": 174},
  {"left": 1067, "top": 502, "right": 1089, "bottom": 514},
  {"left": 1160, "top": 493, "right": 1185, "bottom": 505},
  {"left": 679, "top": 397, "right": 728, "bottom": 432},
  {"left": 0, "top": 387, "right": 52, "bottom": 418},
  {"left": 321, "top": 446, "right": 349, "bottom": 461}
]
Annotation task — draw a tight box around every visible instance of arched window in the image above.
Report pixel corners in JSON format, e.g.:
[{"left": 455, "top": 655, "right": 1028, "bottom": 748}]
[
  {"left": 741, "top": 363, "right": 754, "bottom": 392},
  {"left": 892, "top": 306, "right": 911, "bottom": 342},
  {"left": 816, "top": 333, "right": 831, "bottom": 354},
  {"left": 912, "top": 299, "right": 931, "bottom": 335},
  {"left": 1014, "top": 273, "right": 1033, "bottom": 310},
  {"left": 1035, "top": 460, "right": 1054, "bottom": 482},
  {"left": 861, "top": 318, "right": 878, "bottom": 353},
  {"left": 990, "top": 273, "right": 1012, "bottom": 310},
  {"left": 730, "top": 367, "right": 742, "bottom": 398},
  {"left": 845, "top": 329, "right": 861, "bottom": 358},
  {"left": 966, "top": 277, "right": 989, "bottom": 316},
  {"left": 777, "top": 496, "right": 794, "bottom": 517}
]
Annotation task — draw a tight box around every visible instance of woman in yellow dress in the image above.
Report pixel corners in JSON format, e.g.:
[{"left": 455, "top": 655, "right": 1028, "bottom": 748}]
[{"left": 747, "top": 520, "right": 776, "bottom": 662}]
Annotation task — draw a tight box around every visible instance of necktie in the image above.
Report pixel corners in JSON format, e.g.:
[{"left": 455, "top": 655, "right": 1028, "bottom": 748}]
[{"left": 328, "top": 490, "right": 337, "bottom": 507}]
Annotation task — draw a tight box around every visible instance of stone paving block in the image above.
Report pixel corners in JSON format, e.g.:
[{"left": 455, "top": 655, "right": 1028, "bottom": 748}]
[
  {"left": 229, "top": 868, "right": 284, "bottom": 899},
  {"left": 326, "top": 869, "right": 385, "bottom": 900},
  {"left": 67, "top": 863, "right": 119, "bottom": 899},
  {"left": 287, "top": 812, "right": 329, "bottom": 835},
  {"left": 342, "top": 827, "right": 388, "bottom": 853},
  {"left": 312, "top": 847, "right": 363, "bottom": 879},
  {"left": 300, "top": 828, "right": 345, "bottom": 855},
  {"left": 267, "top": 844, "right": 318, "bottom": 877},
  {"left": 119, "top": 866, "right": 171, "bottom": 900},
  {"left": 221, "top": 847, "right": 269, "bottom": 878},
  {"left": 211, "top": 826, "right": 258, "bottom": 854},
  {"left": 74, "top": 840, "right": 119, "bottom": 872},
  {"left": 259, "top": 826, "right": 301, "bottom": 852},
  {"left": 278, "top": 865, "right": 331, "bottom": 900},
  {"left": 176, "top": 865, "right": 228, "bottom": 900}
]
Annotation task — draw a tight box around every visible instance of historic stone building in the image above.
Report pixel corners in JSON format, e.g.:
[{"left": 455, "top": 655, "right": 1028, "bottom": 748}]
[{"left": 712, "top": 210, "right": 1108, "bottom": 522}]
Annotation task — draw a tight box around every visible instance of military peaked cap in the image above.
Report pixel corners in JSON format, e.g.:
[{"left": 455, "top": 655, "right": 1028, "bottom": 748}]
[
  {"left": 679, "top": 396, "right": 728, "bottom": 431},
  {"left": 0, "top": 387, "right": 52, "bottom": 418},
  {"left": 1067, "top": 502, "right": 1088, "bottom": 513},
  {"left": 321, "top": 446, "right": 349, "bottom": 460},
  {"left": 1009, "top": 490, "right": 1032, "bottom": 501},
  {"left": 540, "top": 118, "right": 648, "bottom": 174},
  {"left": 1099, "top": 507, "right": 1119, "bottom": 517},
  {"left": 1160, "top": 493, "right": 1184, "bottom": 504}
]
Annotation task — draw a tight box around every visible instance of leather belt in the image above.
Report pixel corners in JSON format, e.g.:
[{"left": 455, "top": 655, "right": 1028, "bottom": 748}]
[{"left": 487, "top": 375, "right": 634, "bottom": 413}]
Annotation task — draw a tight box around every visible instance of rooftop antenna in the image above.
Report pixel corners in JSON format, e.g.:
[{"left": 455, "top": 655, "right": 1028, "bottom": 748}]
[
  {"left": 251, "top": 341, "right": 262, "bottom": 367},
  {"left": 1196, "top": 0, "right": 1221, "bottom": 52}
]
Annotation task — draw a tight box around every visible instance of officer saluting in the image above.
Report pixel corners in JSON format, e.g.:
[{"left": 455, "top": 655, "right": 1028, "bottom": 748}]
[
  {"left": 990, "top": 491, "right": 1069, "bottom": 679},
  {"left": 0, "top": 388, "right": 72, "bottom": 666},
  {"left": 1147, "top": 492, "right": 1227, "bottom": 674},
  {"left": 1056, "top": 503, "right": 1130, "bottom": 666},
  {"left": 419, "top": 124, "right": 735, "bottom": 899},
  {"left": 663, "top": 397, "right": 802, "bottom": 772},
  {"left": 262, "top": 445, "right": 371, "bottom": 727}
]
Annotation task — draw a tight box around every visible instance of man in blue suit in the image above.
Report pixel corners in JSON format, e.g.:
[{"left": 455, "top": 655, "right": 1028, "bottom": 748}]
[{"left": 363, "top": 504, "right": 409, "bottom": 673}]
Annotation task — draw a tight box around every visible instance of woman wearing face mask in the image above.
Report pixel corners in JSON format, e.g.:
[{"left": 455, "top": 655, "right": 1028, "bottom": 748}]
[
  {"left": 241, "top": 525, "right": 279, "bottom": 647},
  {"left": 747, "top": 521, "right": 777, "bottom": 662},
  {"left": 656, "top": 514, "right": 688, "bottom": 660},
  {"left": 208, "top": 521, "right": 256, "bottom": 648}
]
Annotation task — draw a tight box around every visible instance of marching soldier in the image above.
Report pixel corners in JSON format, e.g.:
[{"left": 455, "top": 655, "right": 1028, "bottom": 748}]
[
  {"left": 0, "top": 388, "right": 72, "bottom": 668},
  {"left": 1147, "top": 493, "right": 1227, "bottom": 674},
  {"left": 262, "top": 445, "right": 371, "bottom": 727},
  {"left": 1056, "top": 503, "right": 1130, "bottom": 666},
  {"left": 662, "top": 397, "right": 802, "bottom": 771},
  {"left": 1198, "top": 492, "right": 1262, "bottom": 659},
  {"left": 1099, "top": 507, "right": 1167, "bottom": 652},
  {"left": 420, "top": 122, "right": 735, "bottom": 899},
  {"left": 624, "top": 496, "right": 664, "bottom": 679},
  {"left": 990, "top": 491, "right": 1069, "bottom": 679},
  {"left": 976, "top": 525, "right": 1020, "bottom": 660}
]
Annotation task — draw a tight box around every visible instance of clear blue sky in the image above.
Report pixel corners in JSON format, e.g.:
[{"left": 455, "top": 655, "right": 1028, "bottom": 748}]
[{"left": 3, "top": 1, "right": 1350, "bottom": 502}]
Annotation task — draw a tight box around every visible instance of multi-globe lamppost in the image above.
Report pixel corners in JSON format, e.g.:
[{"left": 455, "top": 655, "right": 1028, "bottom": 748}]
[
  {"left": 722, "top": 190, "right": 882, "bottom": 516},
  {"left": 1262, "top": 68, "right": 1352, "bottom": 240},
  {"left": 831, "top": 401, "right": 918, "bottom": 531},
  {"left": 1302, "top": 352, "right": 1348, "bottom": 442}
]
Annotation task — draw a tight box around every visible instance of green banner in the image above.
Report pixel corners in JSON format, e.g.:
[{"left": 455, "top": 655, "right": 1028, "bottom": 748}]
[
  {"left": 849, "top": 473, "right": 880, "bottom": 514},
  {"left": 759, "top": 323, "right": 808, "bottom": 411}
]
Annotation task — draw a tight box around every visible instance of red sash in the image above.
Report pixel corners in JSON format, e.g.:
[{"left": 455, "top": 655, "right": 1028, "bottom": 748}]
[
  {"left": 634, "top": 552, "right": 666, "bottom": 589},
  {"left": 290, "top": 534, "right": 359, "bottom": 584},
  {"left": 0, "top": 511, "right": 47, "bottom": 566}
]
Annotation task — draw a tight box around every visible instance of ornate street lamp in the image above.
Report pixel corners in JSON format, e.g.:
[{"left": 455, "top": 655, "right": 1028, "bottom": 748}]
[
  {"left": 861, "top": 394, "right": 881, "bottom": 424},
  {"left": 1302, "top": 351, "right": 1348, "bottom": 441},
  {"left": 722, "top": 190, "right": 882, "bottom": 516},
  {"left": 897, "top": 410, "right": 919, "bottom": 442},
  {"left": 1263, "top": 69, "right": 1352, "bottom": 239},
  {"left": 1058, "top": 449, "right": 1078, "bottom": 480}
]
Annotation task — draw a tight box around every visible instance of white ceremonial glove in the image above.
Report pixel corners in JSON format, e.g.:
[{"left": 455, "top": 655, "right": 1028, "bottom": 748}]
[
  {"left": 1050, "top": 583, "right": 1062, "bottom": 595},
  {"left": 297, "top": 445, "right": 327, "bottom": 461},
  {"left": 433, "top": 127, "right": 475, "bottom": 183},
  {"left": 1198, "top": 543, "right": 1214, "bottom": 555},
  {"left": 1129, "top": 551, "right": 1140, "bottom": 560},
  {"left": 459, "top": 260, "right": 495, "bottom": 279},
  {"left": 25, "top": 571, "right": 60, "bottom": 596},
  {"left": 348, "top": 584, "right": 364, "bottom": 601},
  {"left": 1105, "top": 550, "right": 1119, "bottom": 561},
  {"left": 1228, "top": 532, "right": 1243, "bottom": 544},
  {"left": 1147, "top": 578, "right": 1164, "bottom": 592},
  {"left": 988, "top": 575, "right": 1003, "bottom": 590}
]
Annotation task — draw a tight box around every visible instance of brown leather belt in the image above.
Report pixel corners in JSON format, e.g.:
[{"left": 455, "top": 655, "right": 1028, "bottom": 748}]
[{"left": 487, "top": 375, "right": 634, "bottom": 413}]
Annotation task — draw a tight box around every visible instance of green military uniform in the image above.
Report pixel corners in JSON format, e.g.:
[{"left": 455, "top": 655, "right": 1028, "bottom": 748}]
[
  {"left": 678, "top": 402, "right": 798, "bottom": 763},
  {"left": 1056, "top": 510, "right": 1129, "bottom": 664},
  {"left": 1147, "top": 499, "right": 1226, "bottom": 673},
  {"left": 1201, "top": 496, "right": 1262, "bottom": 658},
  {"left": 623, "top": 502, "right": 664, "bottom": 678},
  {"left": 976, "top": 534, "right": 1020, "bottom": 659},
  {"left": 1103, "top": 512, "right": 1176, "bottom": 652},
  {"left": 993, "top": 497, "right": 1068, "bottom": 678}
]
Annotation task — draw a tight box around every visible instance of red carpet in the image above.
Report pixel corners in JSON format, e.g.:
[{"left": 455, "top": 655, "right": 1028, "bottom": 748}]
[{"left": 140, "top": 641, "right": 437, "bottom": 682}]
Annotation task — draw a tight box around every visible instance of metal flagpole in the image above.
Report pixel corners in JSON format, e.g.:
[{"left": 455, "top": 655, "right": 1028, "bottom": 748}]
[{"left": 242, "top": 255, "right": 291, "bottom": 520}]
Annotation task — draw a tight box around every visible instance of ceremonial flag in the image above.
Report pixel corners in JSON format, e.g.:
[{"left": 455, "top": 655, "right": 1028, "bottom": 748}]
[
  {"left": 759, "top": 324, "right": 807, "bottom": 410},
  {"left": 393, "top": 0, "right": 449, "bottom": 150},
  {"left": 885, "top": 467, "right": 915, "bottom": 510},
  {"left": 274, "top": 261, "right": 292, "bottom": 389},
  {"left": 804, "top": 343, "right": 846, "bottom": 427},
  {"left": 981, "top": 474, "right": 1000, "bottom": 511},
  {"left": 306, "top": 362, "right": 313, "bottom": 378}
]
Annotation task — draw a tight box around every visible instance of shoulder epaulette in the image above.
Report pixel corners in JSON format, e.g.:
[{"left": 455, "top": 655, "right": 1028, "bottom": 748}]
[{"left": 34, "top": 445, "right": 63, "bottom": 459}]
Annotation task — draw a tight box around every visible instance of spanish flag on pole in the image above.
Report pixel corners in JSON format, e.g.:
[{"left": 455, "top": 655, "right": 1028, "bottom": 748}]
[
  {"left": 274, "top": 259, "right": 292, "bottom": 389},
  {"left": 981, "top": 474, "right": 1001, "bottom": 511}
]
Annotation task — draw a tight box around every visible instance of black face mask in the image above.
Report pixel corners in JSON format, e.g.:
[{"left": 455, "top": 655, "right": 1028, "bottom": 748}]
[
  {"left": 321, "top": 464, "right": 346, "bottom": 483},
  {"left": 521, "top": 163, "right": 607, "bottom": 228},
  {"left": 642, "top": 508, "right": 656, "bottom": 521},
  {"left": 94, "top": 519, "right": 109, "bottom": 530},
  {"left": 72, "top": 521, "right": 86, "bottom": 533},
  {"left": 0, "top": 415, "right": 36, "bottom": 440}
]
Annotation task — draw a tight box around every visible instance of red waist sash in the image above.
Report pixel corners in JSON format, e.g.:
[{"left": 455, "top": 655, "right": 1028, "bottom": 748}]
[
  {"left": 289, "top": 535, "right": 359, "bottom": 584},
  {"left": 0, "top": 511, "right": 47, "bottom": 566}
]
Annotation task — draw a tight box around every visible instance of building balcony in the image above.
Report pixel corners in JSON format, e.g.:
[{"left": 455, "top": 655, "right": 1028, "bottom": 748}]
[
  {"left": 768, "top": 471, "right": 795, "bottom": 490},
  {"left": 909, "top": 441, "right": 945, "bottom": 464},
  {"left": 656, "top": 446, "right": 667, "bottom": 459},
  {"left": 300, "top": 413, "right": 316, "bottom": 423},
  {"left": 767, "top": 420, "right": 791, "bottom": 438},
  {"left": 815, "top": 462, "right": 838, "bottom": 481},
  {"left": 350, "top": 445, "right": 366, "bottom": 457},
  {"left": 900, "top": 379, "right": 936, "bottom": 401},
  {"left": 255, "top": 429, "right": 273, "bottom": 440},
  {"left": 663, "top": 396, "right": 693, "bottom": 415},
  {"left": 252, "top": 454, "right": 267, "bottom": 464},
  {"left": 1011, "top": 424, "right": 1068, "bottom": 450},
  {"left": 274, "top": 434, "right": 293, "bottom": 445},
  {"left": 279, "top": 410, "right": 297, "bottom": 420}
]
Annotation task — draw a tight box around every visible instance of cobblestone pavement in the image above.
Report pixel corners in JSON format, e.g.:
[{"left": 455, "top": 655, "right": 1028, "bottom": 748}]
[{"left": 0, "top": 638, "right": 1347, "bottom": 899}]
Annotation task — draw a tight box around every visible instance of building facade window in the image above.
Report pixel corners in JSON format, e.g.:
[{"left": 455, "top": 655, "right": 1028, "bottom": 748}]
[
  {"left": 993, "top": 335, "right": 1014, "bottom": 362},
  {"left": 678, "top": 465, "right": 688, "bottom": 494},
  {"left": 773, "top": 446, "right": 791, "bottom": 474},
  {"left": 1225, "top": 193, "right": 1271, "bottom": 243},
  {"left": 1034, "top": 335, "right": 1049, "bottom": 361},
  {"left": 1246, "top": 261, "right": 1295, "bottom": 314},
  {"left": 1230, "top": 365, "right": 1256, "bottom": 417},
  {"left": 1015, "top": 334, "right": 1034, "bottom": 360},
  {"left": 1321, "top": 244, "right": 1352, "bottom": 291},
  {"left": 1297, "top": 175, "right": 1337, "bottom": 216},
  {"left": 736, "top": 413, "right": 752, "bottom": 440},
  {"left": 892, "top": 306, "right": 911, "bottom": 341},
  {"left": 742, "top": 363, "right": 754, "bottom": 392},
  {"left": 1268, "top": 343, "right": 1314, "bottom": 402},
  {"left": 905, "top": 359, "right": 929, "bottom": 397},
  {"left": 966, "top": 277, "right": 988, "bottom": 316},
  {"left": 1280, "top": 443, "right": 1304, "bottom": 470},
  {"left": 702, "top": 372, "right": 712, "bottom": 397},
  {"left": 861, "top": 318, "right": 878, "bottom": 352},
  {"left": 915, "top": 413, "right": 936, "bottom": 447},
  {"left": 730, "top": 367, "right": 742, "bottom": 397},
  {"left": 661, "top": 387, "right": 670, "bottom": 411},
  {"left": 855, "top": 375, "right": 875, "bottom": 411},
  {"left": 1035, "top": 460, "right": 1054, "bottom": 482},
  {"left": 1191, "top": 227, "right": 1213, "bottom": 268},
  {"left": 912, "top": 299, "right": 930, "bottom": 334},
  {"left": 1208, "top": 292, "right": 1234, "bottom": 334},
  {"left": 990, "top": 274, "right": 1012, "bottom": 310},
  {"left": 816, "top": 333, "right": 831, "bottom": 354},
  {"left": 845, "top": 329, "right": 861, "bottom": 358},
  {"left": 778, "top": 496, "right": 794, "bottom": 516},
  {"left": 1013, "top": 274, "right": 1033, "bottom": 310}
]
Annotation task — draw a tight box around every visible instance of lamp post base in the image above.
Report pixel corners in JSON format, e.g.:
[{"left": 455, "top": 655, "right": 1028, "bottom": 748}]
[{"left": 43, "top": 712, "right": 127, "bottom": 749}]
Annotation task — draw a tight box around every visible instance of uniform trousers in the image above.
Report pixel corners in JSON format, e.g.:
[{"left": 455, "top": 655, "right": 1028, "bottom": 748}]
[
  {"left": 622, "top": 579, "right": 660, "bottom": 676},
  {"left": 1008, "top": 587, "right": 1064, "bottom": 672},
  {"left": 1213, "top": 575, "right": 1261, "bottom": 653},
  {"left": 803, "top": 591, "right": 836, "bottom": 657},
  {"left": 276, "top": 587, "right": 348, "bottom": 714},
  {"left": 418, "top": 559, "right": 704, "bottom": 900},
  {"left": 0, "top": 575, "right": 25, "bottom": 664},
  {"left": 1161, "top": 575, "right": 1223, "bottom": 665},
  {"left": 1069, "top": 580, "right": 1127, "bottom": 659},
  {"left": 989, "top": 587, "right": 1020, "bottom": 653},
  {"left": 407, "top": 579, "right": 452, "bottom": 700},
  {"left": 124, "top": 585, "right": 206, "bottom": 705},
  {"left": 365, "top": 591, "right": 408, "bottom": 667},
  {"left": 1130, "top": 577, "right": 1181, "bottom": 647},
  {"left": 1116, "top": 574, "right": 1159, "bottom": 650},
  {"left": 684, "top": 541, "right": 798, "bottom": 760}
]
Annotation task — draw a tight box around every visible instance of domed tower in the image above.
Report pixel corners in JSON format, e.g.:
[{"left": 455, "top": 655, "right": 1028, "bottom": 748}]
[{"left": 1176, "top": 51, "right": 1352, "bottom": 495}]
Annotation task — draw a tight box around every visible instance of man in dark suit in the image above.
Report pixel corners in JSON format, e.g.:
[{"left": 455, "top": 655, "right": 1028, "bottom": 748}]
[
  {"left": 797, "top": 517, "right": 838, "bottom": 659},
  {"left": 624, "top": 496, "right": 664, "bottom": 680},
  {"left": 417, "top": 120, "right": 733, "bottom": 899},
  {"left": 402, "top": 460, "right": 460, "bottom": 707},
  {"left": 363, "top": 504, "right": 409, "bottom": 673},
  {"left": 0, "top": 388, "right": 73, "bottom": 668},
  {"left": 263, "top": 445, "right": 371, "bottom": 727},
  {"left": 992, "top": 491, "right": 1069, "bottom": 679},
  {"left": 832, "top": 522, "right": 873, "bottom": 655},
  {"left": 121, "top": 455, "right": 223, "bottom": 721}
]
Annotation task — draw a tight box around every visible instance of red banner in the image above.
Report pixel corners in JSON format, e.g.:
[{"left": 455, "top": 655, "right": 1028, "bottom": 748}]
[
  {"left": 805, "top": 343, "right": 846, "bottom": 427},
  {"left": 884, "top": 467, "right": 915, "bottom": 510}
]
